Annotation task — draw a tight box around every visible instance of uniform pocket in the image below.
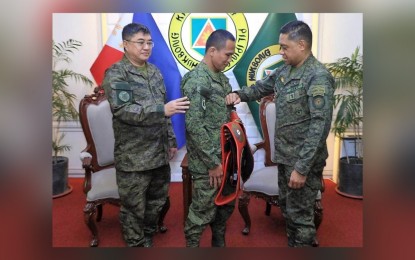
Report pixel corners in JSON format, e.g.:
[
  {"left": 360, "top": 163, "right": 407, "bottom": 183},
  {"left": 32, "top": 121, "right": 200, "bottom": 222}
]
[
  {"left": 278, "top": 85, "right": 310, "bottom": 127},
  {"left": 285, "top": 88, "right": 306, "bottom": 103},
  {"left": 131, "top": 82, "right": 148, "bottom": 99}
]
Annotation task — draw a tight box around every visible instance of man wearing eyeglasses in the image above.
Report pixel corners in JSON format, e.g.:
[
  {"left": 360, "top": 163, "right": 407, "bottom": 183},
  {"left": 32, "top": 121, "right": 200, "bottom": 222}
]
[{"left": 102, "top": 23, "right": 190, "bottom": 247}]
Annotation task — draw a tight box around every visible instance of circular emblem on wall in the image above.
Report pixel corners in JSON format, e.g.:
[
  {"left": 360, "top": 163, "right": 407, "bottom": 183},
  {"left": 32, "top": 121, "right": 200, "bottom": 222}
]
[
  {"left": 118, "top": 91, "right": 130, "bottom": 103},
  {"left": 246, "top": 45, "right": 284, "bottom": 87},
  {"left": 168, "top": 13, "right": 249, "bottom": 72},
  {"left": 244, "top": 44, "right": 284, "bottom": 104}
]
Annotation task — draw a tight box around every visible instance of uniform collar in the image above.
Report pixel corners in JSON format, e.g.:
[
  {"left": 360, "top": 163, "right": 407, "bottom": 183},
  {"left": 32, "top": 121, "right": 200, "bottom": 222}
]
[
  {"left": 198, "top": 61, "right": 226, "bottom": 83},
  {"left": 280, "top": 54, "right": 315, "bottom": 85},
  {"left": 121, "top": 55, "right": 155, "bottom": 78}
]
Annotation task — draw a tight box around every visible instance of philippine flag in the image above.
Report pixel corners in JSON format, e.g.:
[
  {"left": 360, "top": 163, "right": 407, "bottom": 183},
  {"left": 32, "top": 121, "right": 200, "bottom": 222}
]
[{"left": 90, "top": 13, "right": 186, "bottom": 149}]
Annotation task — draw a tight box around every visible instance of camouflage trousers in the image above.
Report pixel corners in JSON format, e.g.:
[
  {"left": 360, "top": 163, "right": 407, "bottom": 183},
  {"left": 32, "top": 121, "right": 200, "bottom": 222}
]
[
  {"left": 277, "top": 164, "right": 322, "bottom": 247},
  {"left": 116, "top": 164, "right": 171, "bottom": 247},
  {"left": 184, "top": 171, "right": 235, "bottom": 247}
]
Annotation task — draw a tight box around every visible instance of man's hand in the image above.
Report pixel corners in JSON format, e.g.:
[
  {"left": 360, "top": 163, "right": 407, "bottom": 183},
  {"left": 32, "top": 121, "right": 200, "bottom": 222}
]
[
  {"left": 288, "top": 169, "right": 307, "bottom": 189},
  {"left": 225, "top": 93, "right": 241, "bottom": 105},
  {"left": 209, "top": 164, "right": 223, "bottom": 189},
  {"left": 164, "top": 96, "right": 190, "bottom": 117},
  {"left": 168, "top": 148, "right": 177, "bottom": 160}
]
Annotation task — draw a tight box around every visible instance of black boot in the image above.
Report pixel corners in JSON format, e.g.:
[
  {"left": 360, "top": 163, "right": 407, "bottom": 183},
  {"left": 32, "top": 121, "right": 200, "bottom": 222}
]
[
  {"left": 142, "top": 236, "right": 153, "bottom": 247},
  {"left": 212, "top": 233, "right": 226, "bottom": 247}
]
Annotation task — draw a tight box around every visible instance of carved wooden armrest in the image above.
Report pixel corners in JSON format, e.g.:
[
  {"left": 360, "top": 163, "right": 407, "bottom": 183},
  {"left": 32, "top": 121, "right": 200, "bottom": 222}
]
[
  {"left": 249, "top": 141, "right": 265, "bottom": 156},
  {"left": 80, "top": 152, "right": 92, "bottom": 168},
  {"left": 252, "top": 141, "right": 265, "bottom": 153},
  {"left": 80, "top": 151, "right": 93, "bottom": 193}
]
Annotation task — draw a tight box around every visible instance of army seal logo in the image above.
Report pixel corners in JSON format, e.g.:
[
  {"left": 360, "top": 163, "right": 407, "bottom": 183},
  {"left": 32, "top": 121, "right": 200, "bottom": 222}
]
[
  {"left": 169, "top": 13, "right": 249, "bottom": 72},
  {"left": 118, "top": 91, "right": 130, "bottom": 103},
  {"left": 313, "top": 96, "right": 325, "bottom": 109},
  {"left": 246, "top": 45, "right": 284, "bottom": 87},
  {"left": 311, "top": 85, "right": 326, "bottom": 109}
]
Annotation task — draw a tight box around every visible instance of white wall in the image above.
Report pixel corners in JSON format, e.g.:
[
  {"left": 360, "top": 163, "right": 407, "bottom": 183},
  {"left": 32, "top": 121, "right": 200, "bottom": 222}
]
[
  {"left": 318, "top": 13, "right": 363, "bottom": 63},
  {"left": 52, "top": 13, "right": 102, "bottom": 176},
  {"left": 52, "top": 13, "right": 363, "bottom": 182},
  {"left": 317, "top": 13, "right": 363, "bottom": 179}
]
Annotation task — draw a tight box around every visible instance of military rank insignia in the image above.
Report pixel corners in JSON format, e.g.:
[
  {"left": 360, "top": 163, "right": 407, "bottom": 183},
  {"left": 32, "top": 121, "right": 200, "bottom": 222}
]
[
  {"left": 201, "top": 98, "right": 206, "bottom": 110},
  {"left": 199, "top": 86, "right": 211, "bottom": 111},
  {"left": 311, "top": 85, "right": 326, "bottom": 96}
]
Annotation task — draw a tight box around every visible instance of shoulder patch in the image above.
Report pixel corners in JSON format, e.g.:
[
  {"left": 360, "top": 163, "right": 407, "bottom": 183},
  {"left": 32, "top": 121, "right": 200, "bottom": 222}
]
[
  {"left": 311, "top": 85, "right": 326, "bottom": 97},
  {"left": 112, "top": 82, "right": 132, "bottom": 105},
  {"left": 312, "top": 96, "right": 325, "bottom": 109},
  {"left": 118, "top": 91, "right": 130, "bottom": 102}
]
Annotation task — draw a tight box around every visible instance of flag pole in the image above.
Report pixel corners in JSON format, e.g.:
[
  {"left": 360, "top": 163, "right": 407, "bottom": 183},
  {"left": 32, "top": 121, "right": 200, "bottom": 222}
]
[{"left": 101, "top": 14, "right": 108, "bottom": 47}]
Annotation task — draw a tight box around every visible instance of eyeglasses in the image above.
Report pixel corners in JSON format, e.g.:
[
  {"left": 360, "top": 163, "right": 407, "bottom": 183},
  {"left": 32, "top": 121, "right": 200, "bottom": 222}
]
[{"left": 125, "top": 40, "right": 155, "bottom": 48}]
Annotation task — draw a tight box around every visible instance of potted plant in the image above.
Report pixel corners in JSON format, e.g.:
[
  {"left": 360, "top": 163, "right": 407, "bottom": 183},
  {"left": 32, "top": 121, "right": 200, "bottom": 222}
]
[
  {"left": 52, "top": 39, "right": 94, "bottom": 197},
  {"left": 326, "top": 46, "right": 363, "bottom": 198}
]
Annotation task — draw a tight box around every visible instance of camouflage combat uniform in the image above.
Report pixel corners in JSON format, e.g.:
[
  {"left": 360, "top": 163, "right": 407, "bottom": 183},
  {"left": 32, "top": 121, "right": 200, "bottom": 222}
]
[
  {"left": 181, "top": 62, "right": 234, "bottom": 247},
  {"left": 102, "top": 55, "right": 176, "bottom": 247},
  {"left": 236, "top": 55, "right": 334, "bottom": 247}
]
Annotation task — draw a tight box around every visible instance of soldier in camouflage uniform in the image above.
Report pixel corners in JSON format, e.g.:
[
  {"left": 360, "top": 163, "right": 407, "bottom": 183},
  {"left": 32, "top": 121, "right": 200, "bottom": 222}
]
[
  {"left": 181, "top": 29, "right": 236, "bottom": 247},
  {"left": 102, "top": 23, "right": 189, "bottom": 247},
  {"left": 226, "top": 21, "right": 334, "bottom": 247}
]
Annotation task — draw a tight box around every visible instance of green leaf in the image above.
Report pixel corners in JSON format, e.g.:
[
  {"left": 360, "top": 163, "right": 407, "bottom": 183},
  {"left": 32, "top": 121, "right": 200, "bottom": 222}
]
[
  {"left": 326, "top": 47, "right": 363, "bottom": 159},
  {"left": 52, "top": 39, "right": 95, "bottom": 155}
]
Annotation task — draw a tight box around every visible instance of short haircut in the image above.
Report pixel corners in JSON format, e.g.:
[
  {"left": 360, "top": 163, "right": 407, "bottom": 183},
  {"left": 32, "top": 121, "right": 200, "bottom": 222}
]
[
  {"left": 280, "top": 20, "right": 312, "bottom": 49},
  {"left": 205, "top": 29, "right": 235, "bottom": 53},
  {"left": 122, "top": 23, "right": 151, "bottom": 41}
]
